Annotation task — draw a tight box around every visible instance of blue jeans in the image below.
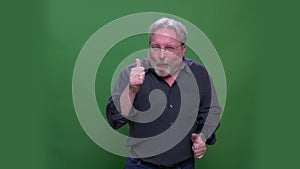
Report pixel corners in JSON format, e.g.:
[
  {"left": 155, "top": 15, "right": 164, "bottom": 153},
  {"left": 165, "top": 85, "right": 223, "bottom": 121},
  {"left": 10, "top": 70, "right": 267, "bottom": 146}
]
[{"left": 124, "top": 157, "right": 194, "bottom": 169}]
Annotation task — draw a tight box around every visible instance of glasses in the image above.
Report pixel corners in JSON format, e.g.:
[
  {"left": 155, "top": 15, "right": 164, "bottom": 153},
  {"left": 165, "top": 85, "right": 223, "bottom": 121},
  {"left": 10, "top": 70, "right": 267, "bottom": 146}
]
[{"left": 150, "top": 44, "right": 183, "bottom": 53}]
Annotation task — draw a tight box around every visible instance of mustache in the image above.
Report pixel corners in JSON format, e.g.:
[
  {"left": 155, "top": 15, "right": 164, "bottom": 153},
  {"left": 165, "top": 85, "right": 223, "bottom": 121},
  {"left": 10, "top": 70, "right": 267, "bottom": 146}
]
[{"left": 155, "top": 62, "right": 169, "bottom": 65}]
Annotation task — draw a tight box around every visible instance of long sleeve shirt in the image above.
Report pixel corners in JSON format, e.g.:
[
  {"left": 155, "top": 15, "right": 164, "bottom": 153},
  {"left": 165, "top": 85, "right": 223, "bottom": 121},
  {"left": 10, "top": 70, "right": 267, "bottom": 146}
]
[{"left": 106, "top": 57, "right": 222, "bottom": 166}]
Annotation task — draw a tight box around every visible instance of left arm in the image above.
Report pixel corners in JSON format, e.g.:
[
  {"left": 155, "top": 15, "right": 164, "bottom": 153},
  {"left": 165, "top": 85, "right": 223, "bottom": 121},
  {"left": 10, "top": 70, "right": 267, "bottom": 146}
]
[{"left": 191, "top": 63, "right": 222, "bottom": 158}]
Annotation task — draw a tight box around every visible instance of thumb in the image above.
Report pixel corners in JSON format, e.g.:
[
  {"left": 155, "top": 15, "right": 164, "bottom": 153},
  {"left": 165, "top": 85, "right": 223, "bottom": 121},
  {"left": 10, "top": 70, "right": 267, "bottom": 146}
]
[
  {"left": 136, "top": 58, "right": 141, "bottom": 67},
  {"left": 191, "top": 133, "right": 199, "bottom": 143}
]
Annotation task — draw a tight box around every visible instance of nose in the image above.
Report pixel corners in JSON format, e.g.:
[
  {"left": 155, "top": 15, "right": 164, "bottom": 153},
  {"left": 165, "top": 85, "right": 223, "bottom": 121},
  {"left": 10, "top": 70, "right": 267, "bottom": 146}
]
[{"left": 159, "top": 49, "right": 166, "bottom": 60}]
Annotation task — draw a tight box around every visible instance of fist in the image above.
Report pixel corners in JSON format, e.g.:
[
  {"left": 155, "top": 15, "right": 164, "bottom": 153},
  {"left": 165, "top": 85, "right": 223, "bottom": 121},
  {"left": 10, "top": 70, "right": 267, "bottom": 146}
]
[
  {"left": 129, "top": 58, "right": 145, "bottom": 93},
  {"left": 191, "top": 133, "right": 207, "bottom": 159}
]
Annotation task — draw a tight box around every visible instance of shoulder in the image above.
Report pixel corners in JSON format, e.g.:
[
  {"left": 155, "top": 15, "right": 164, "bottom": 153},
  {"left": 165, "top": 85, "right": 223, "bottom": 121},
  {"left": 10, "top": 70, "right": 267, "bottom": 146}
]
[
  {"left": 184, "top": 57, "right": 208, "bottom": 74},
  {"left": 183, "top": 58, "right": 212, "bottom": 93}
]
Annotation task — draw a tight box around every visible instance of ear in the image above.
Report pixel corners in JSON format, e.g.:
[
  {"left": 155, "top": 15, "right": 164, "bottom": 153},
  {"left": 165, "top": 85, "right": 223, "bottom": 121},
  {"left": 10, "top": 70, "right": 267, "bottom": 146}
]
[{"left": 181, "top": 44, "right": 187, "bottom": 57}]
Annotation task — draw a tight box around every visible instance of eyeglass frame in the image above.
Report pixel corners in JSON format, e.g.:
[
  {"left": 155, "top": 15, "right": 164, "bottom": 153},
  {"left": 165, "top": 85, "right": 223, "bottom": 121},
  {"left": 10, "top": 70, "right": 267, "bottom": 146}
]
[{"left": 149, "top": 42, "right": 185, "bottom": 53}]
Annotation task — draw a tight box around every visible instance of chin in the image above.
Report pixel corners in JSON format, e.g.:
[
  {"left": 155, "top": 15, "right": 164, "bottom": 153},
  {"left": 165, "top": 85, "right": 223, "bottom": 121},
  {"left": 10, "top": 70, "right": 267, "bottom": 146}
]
[{"left": 155, "top": 69, "right": 171, "bottom": 77}]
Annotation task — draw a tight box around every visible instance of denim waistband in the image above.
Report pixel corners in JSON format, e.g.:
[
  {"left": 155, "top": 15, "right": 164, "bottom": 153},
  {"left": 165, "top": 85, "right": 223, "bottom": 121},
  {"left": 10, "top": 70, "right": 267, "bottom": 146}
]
[{"left": 140, "top": 157, "right": 194, "bottom": 169}]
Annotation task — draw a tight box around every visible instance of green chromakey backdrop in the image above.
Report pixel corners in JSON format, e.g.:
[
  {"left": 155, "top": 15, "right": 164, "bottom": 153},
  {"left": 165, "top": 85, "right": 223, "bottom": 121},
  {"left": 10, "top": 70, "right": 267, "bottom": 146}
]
[{"left": 3, "top": 0, "right": 299, "bottom": 169}]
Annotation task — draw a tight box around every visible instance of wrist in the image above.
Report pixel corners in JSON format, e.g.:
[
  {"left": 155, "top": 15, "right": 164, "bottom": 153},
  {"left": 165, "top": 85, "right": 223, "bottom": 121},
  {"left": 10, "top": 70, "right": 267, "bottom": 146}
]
[
  {"left": 129, "top": 84, "right": 140, "bottom": 94},
  {"left": 199, "top": 133, "right": 207, "bottom": 143}
]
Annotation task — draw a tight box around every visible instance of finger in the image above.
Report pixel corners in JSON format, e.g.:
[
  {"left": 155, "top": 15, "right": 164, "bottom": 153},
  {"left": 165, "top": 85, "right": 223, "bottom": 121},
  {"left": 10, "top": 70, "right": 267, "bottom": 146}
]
[
  {"left": 132, "top": 79, "right": 143, "bottom": 86},
  {"left": 195, "top": 154, "right": 205, "bottom": 159},
  {"left": 193, "top": 148, "right": 206, "bottom": 158},
  {"left": 192, "top": 142, "right": 206, "bottom": 153},
  {"left": 136, "top": 58, "right": 141, "bottom": 67},
  {"left": 132, "top": 74, "right": 145, "bottom": 85},
  {"left": 193, "top": 147, "right": 206, "bottom": 154},
  {"left": 193, "top": 142, "right": 206, "bottom": 150},
  {"left": 130, "top": 67, "right": 144, "bottom": 77}
]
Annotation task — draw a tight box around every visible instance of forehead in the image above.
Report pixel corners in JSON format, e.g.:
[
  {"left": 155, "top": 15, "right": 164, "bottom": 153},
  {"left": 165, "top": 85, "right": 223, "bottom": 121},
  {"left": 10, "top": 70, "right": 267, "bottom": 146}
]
[{"left": 151, "top": 28, "right": 180, "bottom": 44}]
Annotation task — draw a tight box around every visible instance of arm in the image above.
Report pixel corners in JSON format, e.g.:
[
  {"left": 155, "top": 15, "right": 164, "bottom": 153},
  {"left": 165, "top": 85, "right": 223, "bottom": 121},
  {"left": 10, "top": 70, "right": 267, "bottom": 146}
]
[
  {"left": 191, "top": 64, "right": 222, "bottom": 158},
  {"left": 119, "top": 58, "right": 145, "bottom": 116},
  {"left": 198, "top": 77, "right": 222, "bottom": 145},
  {"left": 106, "top": 59, "right": 145, "bottom": 129},
  {"left": 119, "top": 85, "right": 138, "bottom": 116}
]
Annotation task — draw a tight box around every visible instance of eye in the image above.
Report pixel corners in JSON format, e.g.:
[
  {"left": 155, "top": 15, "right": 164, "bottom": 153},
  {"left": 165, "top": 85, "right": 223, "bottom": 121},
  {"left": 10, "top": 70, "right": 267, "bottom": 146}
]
[
  {"left": 165, "top": 46, "right": 176, "bottom": 52},
  {"left": 151, "top": 45, "right": 161, "bottom": 51}
]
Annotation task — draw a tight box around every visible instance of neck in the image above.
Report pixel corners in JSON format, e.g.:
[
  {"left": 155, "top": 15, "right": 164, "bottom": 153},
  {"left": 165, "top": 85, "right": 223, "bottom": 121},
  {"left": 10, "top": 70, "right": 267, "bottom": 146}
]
[
  {"left": 163, "top": 61, "right": 183, "bottom": 86},
  {"left": 163, "top": 70, "right": 180, "bottom": 87}
]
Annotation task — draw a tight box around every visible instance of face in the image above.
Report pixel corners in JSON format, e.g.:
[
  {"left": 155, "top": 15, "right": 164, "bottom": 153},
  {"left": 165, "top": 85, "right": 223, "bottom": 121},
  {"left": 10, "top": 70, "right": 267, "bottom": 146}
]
[{"left": 148, "top": 28, "right": 186, "bottom": 77}]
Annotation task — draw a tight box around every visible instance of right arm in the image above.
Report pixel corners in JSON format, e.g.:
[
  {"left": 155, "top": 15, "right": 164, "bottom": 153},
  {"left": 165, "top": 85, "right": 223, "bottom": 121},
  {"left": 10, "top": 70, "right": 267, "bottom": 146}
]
[
  {"left": 119, "top": 58, "right": 145, "bottom": 116},
  {"left": 106, "top": 59, "right": 145, "bottom": 129}
]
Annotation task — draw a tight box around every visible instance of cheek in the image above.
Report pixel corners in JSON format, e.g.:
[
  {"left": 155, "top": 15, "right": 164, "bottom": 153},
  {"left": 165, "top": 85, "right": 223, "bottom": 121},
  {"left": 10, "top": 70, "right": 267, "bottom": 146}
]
[
  {"left": 169, "top": 53, "right": 182, "bottom": 62},
  {"left": 149, "top": 52, "right": 159, "bottom": 60}
]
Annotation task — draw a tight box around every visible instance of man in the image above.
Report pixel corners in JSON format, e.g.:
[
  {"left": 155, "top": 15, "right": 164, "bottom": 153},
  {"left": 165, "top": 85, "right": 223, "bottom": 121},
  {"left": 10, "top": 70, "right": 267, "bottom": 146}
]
[{"left": 106, "top": 17, "right": 221, "bottom": 169}]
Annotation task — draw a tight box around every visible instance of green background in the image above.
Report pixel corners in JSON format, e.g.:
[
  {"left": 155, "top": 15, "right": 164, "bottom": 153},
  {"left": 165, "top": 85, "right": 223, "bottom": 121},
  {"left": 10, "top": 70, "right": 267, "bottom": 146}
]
[{"left": 2, "top": 0, "right": 299, "bottom": 168}]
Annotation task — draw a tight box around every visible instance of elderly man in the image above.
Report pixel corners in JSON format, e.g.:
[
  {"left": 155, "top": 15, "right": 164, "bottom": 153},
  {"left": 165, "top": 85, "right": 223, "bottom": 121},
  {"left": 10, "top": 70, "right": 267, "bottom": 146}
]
[{"left": 106, "top": 17, "right": 221, "bottom": 169}]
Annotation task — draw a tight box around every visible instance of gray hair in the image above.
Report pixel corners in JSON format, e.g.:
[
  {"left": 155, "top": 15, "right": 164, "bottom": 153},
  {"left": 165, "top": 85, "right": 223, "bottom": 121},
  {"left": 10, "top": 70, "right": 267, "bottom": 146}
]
[{"left": 148, "top": 17, "right": 187, "bottom": 44}]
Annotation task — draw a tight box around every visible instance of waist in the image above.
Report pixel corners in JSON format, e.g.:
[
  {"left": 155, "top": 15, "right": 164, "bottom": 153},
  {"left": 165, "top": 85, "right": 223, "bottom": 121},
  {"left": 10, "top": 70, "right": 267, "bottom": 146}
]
[{"left": 140, "top": 157, "right": 194, "bottom": 169}]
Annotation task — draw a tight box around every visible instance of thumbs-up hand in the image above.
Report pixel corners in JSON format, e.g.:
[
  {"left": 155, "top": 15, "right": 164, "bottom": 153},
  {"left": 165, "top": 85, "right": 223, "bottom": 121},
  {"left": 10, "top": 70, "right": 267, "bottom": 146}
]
[
  {"left": 129, "top": 58, "right": 145, "bottom": 93},
  {"left": 191, "top": 133, "right": 207, "bottom": 159}
]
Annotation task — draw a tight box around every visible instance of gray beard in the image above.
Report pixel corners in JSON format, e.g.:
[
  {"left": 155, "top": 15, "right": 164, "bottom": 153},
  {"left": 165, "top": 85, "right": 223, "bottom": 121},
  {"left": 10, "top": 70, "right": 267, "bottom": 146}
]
[
  {"left": 148, "top": 54, "right": 183, "bottom": 78},
  {"left": 154, "top": 68, "right": 170, "bottom": 77},
  {"left": 151, "top": 61, "right": 182, "bottom": 77}
]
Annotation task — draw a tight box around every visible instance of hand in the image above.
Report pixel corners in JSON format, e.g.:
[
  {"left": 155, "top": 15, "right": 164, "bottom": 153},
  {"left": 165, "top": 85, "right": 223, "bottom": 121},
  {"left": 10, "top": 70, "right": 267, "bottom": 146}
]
[
  {"left": 129, "top": 58, "right": 145, "bottom": 93},
  {"left": 191, "top": 133, "right": 207, "bottom": 159}
]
